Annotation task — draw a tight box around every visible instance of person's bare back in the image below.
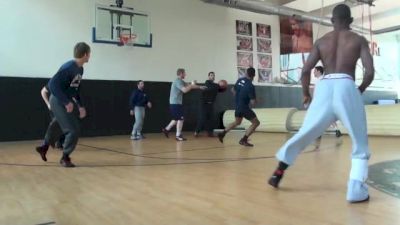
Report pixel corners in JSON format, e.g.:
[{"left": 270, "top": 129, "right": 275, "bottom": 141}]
[
  {"left": 318, "top": 30, "right": 366, "bottom": 78},
  {"left": 300, "top": 7, "right": 374, "bottom": 103}
]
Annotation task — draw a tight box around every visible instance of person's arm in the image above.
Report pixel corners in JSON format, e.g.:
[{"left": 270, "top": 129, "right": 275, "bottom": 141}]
[
  {"left": 142, "top": 93, "right": 152, "bottom": 108},
  {"left": 358, "top": 36, "right": 375, "bottom": 93},
  {"left": 300, "top": 40, "right": 321, "bottom": 105},
  {"left": 71, "top": 86, "right": 86, "bottom": 119},
  {"left": 249, "top": 85, "right": 256, "bottom": 107},
  {"left": 40, "top": 86, "right": 50, "bottom": 109},
  {"left": 129, "top": 90, "right": 137, "bottom": 110},
  {"left": 49, "top": 70, "right": 72, "bottom": 106},
  {"left": 72, "top": 86, "right": 83, "bottom": 107},
  {"left": 180, "top": 83, "right": 204, "bottom": 93}
]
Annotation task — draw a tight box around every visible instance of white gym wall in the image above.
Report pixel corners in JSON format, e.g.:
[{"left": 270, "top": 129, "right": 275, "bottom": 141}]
[
  {"left": 0, "top": 0, "right": 280, "bottom": 84},
  {"left": 1, "top": 0, "right": 398, "bottom": 90}
]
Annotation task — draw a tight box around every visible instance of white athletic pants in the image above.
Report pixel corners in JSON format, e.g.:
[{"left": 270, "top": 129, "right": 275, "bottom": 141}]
[{"left": 276, "top": 74, "right": 371, "bottom": 166}]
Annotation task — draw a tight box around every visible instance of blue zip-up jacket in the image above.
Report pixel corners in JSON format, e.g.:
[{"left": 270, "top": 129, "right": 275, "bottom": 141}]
[{"left": 129, "top": 89, "right": 149, "bottom": 109}]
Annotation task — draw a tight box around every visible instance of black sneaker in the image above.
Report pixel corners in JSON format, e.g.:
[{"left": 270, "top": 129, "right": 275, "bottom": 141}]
[
  {"left": 35, "top": 145, "right": 49, "bottom": 161},
  {"left": 175, "top": 135, "right": 187, "bottom": 141},
  {"left": 268, "top": 171, "right": 284, "bottom": 188},
  {"left": 335, "top": 130, "right": 342, "bottom": 137},
  {"left": 239, "top": 139, "right": 254, "bottom": 147},
  {"left": 60, "top": 156, "right": 75, "bottom": 168},
  {"left": 217, "top": 132, "right": 225, "bottom": 143},
  {"left": 162, "top": 128, "right": 169, "bottom": 138}
]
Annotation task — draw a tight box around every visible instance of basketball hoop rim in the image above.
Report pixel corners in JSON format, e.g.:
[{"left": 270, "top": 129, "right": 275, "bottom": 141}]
[{"left": 119, "top": 33, "right": 137, "bottom": 46}]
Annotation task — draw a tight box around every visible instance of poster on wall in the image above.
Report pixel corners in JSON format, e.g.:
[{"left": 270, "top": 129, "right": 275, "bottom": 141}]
[
  {"left": 257, "top": 39, "right": 271, "bottom": 53},
  {"left": 237, "top": 52, "right": 253, "bottom": 68},
  {"left": 256, "top": 23, "right": 271, "bottom": 38},
  {"left": 236, "top": 20, "right": 252, "bottom": 36},
  {"left": 258, "top": 69, "right": 272, "bottom": 83},
  {"left": 238, "top": 67, "right": 247, "bottom": 78},
  {"left": 258, "top": 54, "right": 272, "bottom": 69},
  {"left": 237, "top": 36, "right": 253, "bottom": 51},
  {"left": 280, "top": 16, "right": 313, "bottom": 54}
]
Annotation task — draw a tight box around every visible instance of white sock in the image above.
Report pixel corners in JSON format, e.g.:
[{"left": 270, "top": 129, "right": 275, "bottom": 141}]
[
  {"left": 176, "top": 120, "right": 184, "bottom": 137},
  {"left": 166, "top": 120, "right": 177, "bottom": 131}
]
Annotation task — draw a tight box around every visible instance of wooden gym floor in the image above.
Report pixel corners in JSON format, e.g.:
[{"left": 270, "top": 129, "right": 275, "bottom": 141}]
[{"left": 0, "top": 132, "right": 399, "bottom": 225}]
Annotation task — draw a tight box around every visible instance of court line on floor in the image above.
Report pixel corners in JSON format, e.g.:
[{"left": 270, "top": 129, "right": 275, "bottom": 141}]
[{"left": 0, "top": 139, "right": 341, "bottom": 167}]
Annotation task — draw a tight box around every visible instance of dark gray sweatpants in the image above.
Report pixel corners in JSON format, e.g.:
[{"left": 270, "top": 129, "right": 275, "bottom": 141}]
[{"left": 49, "top": 95, "right": 80, "bottom": 156}]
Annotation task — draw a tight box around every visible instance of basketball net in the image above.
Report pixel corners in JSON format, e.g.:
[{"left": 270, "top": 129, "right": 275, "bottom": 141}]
[{"left": 120, "top": 33, "right": 137, "bottom": 47}]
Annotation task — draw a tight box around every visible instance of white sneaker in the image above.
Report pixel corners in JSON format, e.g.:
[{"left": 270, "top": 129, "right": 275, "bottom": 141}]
[{"left": 346, "top": 179, "right": 369, "bottom": 203}]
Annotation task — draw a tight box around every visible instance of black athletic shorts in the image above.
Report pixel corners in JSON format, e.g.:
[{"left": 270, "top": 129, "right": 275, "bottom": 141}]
[
  {"left": 235, "top": 108, "right": 256, "bottom": 120},
  {"left": 170, "top": 104, "right": 184, "bottom": 120}
]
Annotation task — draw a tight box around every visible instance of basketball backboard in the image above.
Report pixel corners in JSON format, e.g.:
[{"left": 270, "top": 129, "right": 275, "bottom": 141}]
[{"left": 92, "top": 4, "right": 152, "bottom": 47}]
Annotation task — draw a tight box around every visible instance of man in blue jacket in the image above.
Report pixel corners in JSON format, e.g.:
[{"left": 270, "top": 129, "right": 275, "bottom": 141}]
[{"left": 129, "top": 80, "right": 152, "bottom": 140}]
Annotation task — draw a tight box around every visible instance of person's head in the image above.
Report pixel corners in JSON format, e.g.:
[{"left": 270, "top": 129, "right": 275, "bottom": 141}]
[
  {"left": 331, "top": 4, "right": 353, "bottom": 27},
  {"left": 289, "top": 18, "right": 302, "bottom": 36},
  {"left": 137, "top": 80, "right": 144, "bottom": 90},
  {"left": 74, "top": 42, "right": 91, "bottom": 63},
  {"left": 177, "top": 68, "right": 186, "bottom": 79},
  {"left": 246, "top": 67, "right": 256, "bottom": 80},
  {"left": 208, "top": 71, "right": 215, "bottom": 81},
  {"left": 314, "top": 66, "right": 324, "bottom": 78}
]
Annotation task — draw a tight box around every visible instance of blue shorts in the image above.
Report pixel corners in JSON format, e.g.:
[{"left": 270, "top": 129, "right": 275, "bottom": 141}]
[
  {"left": 170, "top": 104, "right": 184, "bottom": 120},
  {"left": 235, "top": 108, "right": 256, "bottom": 120}
]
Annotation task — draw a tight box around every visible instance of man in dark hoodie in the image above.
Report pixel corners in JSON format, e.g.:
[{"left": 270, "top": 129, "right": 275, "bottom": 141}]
[{"left": 194, "top": 72, "right": 222, "bottom": 137}]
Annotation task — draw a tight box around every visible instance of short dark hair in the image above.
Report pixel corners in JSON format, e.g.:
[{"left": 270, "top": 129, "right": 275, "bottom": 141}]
[
  {"left": 208, "top": 71, "right": 215, "bottom": 76},
  {"left": 315, "top": 66, "right": 324, "bottom": 74},
  {"left": 332, "top": 4, "right": 353, "bottom": 24},
  {"left": 177, "top": 68, "right": 185, "bottom": 76},
  {"left": 137, "top": 80, "right": 144, "bottom": 85},
  {"left": 74, "top": 42, "right": 90, "bottom": 58},
  {"left": 247, "top": 67, "right": 255, "bottom": 78}
]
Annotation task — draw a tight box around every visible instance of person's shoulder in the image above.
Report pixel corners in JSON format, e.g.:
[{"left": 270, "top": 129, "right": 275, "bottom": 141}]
[
  {"left": 352, "top": 32, "right": 367, "bottom": 43},
  {"left": 59, "top": 60, "right": 78, "bottom": 72}
]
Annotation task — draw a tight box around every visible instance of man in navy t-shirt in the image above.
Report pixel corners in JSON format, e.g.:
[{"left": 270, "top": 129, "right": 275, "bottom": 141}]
[{"left": 218, "top": 67, "right": 260, "bottom": 146}]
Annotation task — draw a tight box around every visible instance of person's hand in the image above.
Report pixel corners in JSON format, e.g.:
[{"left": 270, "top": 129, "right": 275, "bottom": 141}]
[
  {"left": 199, "top": 86, "right": 207, "bottom": 90},
  {"left": 147, "top": 102, "right": 152, "bottom": 109},
  {"left": 65, "top": 102, "right": 74, "bottom": 113},
  {"left": 79, "top": 107, "right": 87, "bottom": 119},
  {"left": 47, "top": 104, "right": 51, "bottom": 110},
  {"left": 130, "top": 110, "right": 134, "bottom": 116},
  {"left": 303, "top": 95, "right": 312, "bottom": 109},
  {"left": 191, "top": 80, "right": 197, "bottom": 85}
]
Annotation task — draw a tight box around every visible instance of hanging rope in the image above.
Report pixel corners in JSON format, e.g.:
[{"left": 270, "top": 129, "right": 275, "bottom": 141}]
[{"left": 316, "top": 0, "right": 324, "bottom": 39}]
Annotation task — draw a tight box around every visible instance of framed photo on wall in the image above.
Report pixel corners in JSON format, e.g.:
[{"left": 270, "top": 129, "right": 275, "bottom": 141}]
[
  {"left": 237, "top": 52, "right": 253, "bottom": 68},
  {"left": 238, "top": 67, "right": 247, "bottom": 78},
  {"left": 257, "top": 54, "right": 272, "bottom": 69},
  {"left": 236, "top": 20, "right": 252, "bottom": 36},
  {"left": 256, "top": 23, "right": 271, "bottom": 38},
  {"left": 237, "top": 36, "right": 253, "bottom": 51},
  {"left": 258, "top": 69, "right": 272, "bottom": 83},
  {"left": 257, "top": 39, "right": 271, "bottom": 53}
]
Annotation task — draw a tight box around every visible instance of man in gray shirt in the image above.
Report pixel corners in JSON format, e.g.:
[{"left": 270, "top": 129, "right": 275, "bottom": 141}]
[{"left": 162, "top": 68, "right": 205, "bottom": 141}]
